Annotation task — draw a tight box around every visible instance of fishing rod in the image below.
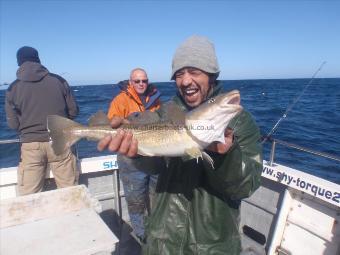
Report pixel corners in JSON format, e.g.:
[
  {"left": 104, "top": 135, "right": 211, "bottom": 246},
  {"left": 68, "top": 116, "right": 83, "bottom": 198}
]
[{"left": 261, "top": 61, "right": 327, "bottom": 144}]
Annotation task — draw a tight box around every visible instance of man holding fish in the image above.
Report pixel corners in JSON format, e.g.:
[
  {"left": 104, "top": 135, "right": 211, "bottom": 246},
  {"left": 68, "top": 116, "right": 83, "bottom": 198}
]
[
  {"left": 96, "top": 35, "right": 263, "bottom": 254},
  {"left": 48, "top": 35, "right": 262, "bottom": 254}
]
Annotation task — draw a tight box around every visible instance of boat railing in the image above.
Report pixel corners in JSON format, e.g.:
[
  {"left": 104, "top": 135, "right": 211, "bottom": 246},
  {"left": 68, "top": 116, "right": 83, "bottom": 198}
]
[
  {"left": 1, "top": 137, "right": 339, "bottom": 166},
  {"left": 267, "top": 137, "right": 340, "bottom": 166},
  {"left": 0, "top": 139, "right": 20, "bottom": 145}
]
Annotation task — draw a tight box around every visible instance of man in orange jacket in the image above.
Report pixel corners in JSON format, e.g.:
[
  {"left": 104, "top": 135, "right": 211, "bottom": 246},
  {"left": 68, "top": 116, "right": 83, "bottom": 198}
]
[
  {"left": 108, "top": 68, "right": 160, "bottom": 119},
  {"left": 107, "top": 68, "right": 161, "bottom": 244}
]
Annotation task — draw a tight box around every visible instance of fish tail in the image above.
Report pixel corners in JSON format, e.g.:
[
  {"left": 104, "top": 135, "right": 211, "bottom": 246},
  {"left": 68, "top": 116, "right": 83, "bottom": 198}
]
[{"left": 47, "top": 115, "right": 83, "bottom": 155}]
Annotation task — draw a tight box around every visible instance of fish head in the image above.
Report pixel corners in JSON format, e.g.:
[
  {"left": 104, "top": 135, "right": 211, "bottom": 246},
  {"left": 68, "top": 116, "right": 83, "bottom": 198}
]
[{"left": 185, "top": 90, "right": 243, "bottom": 146}]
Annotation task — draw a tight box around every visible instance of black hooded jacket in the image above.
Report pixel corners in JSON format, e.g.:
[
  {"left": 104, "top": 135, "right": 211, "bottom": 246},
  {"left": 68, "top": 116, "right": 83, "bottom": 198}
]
[{"left": 5, "top": 61, "right": 79, "bottom": 142}]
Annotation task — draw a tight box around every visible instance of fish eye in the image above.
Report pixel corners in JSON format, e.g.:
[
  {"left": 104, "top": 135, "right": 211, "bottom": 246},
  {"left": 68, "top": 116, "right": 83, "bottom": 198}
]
[{"left": 208, "top": 98, "right": 215, "bottom": 103}]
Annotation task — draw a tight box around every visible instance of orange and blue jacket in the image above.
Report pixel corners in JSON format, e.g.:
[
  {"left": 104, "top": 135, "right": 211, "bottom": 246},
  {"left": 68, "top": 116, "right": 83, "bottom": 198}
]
[{"left": 107, "top": 80, "right": 161, "bottom": 119}]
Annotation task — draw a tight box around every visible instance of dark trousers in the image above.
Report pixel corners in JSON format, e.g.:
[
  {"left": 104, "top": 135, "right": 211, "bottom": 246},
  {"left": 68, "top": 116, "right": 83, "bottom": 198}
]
[{"left": 119, "top": 157, "right": 158, "bottom": 238}]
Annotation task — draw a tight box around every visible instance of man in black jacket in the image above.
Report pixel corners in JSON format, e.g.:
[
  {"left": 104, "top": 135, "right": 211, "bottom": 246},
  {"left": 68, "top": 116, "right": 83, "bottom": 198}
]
[{"left": 5, "top": 46, "right": 79, "bottom": 195}]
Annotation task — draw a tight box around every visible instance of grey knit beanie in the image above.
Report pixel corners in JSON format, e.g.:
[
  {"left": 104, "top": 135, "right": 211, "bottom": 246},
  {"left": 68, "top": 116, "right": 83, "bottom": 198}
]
[{"left": 171, "top": 35, "right": 220, "bottom": 80}]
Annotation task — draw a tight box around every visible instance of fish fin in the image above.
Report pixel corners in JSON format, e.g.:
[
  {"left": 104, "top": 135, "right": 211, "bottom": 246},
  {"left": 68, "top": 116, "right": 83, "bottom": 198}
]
[
  {"left": 183, "top": 148, "right": 215, "bottom": 170},
  {"left": 202, "top": 151, "right": 215, "bottom": 170},
  {"left": 159, "top": 101, "right": 186, "bottom": 125},
  {"left": 184, "top": 147, "right": 203, "bottom": 161},
  {"left": 127, "top": 111, "right": 161, "bottom": 124},
  {"left": 88, "top": 111, "right": 110, "bottom": 126},
  {"left": 47, "top": 115, "right": 83, "bottom": 155}
]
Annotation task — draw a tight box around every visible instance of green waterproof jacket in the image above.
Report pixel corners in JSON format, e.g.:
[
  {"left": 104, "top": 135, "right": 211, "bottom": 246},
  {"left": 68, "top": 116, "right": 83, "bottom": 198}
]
[{"left": 137, "top": 83, "right": 263, "bottom": 255}]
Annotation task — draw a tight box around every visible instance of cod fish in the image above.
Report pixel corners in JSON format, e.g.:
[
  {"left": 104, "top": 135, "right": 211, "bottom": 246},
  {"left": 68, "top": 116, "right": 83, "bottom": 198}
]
[{"left": 47, "top": 90, "right": 243, "bottom": 167}]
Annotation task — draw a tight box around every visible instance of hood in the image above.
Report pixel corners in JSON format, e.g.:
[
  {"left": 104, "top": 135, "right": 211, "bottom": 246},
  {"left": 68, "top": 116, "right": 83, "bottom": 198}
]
[
  {"left": 117, "top": 80, "right": 129, "bottom": 91},
  {"left": 16, "top": 61, "right": 49, "bottom": 82}
]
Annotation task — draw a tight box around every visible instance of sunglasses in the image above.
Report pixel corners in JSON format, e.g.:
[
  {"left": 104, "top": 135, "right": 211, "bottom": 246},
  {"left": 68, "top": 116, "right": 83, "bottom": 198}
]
[{"left": 133, "top": 79, "right": 148, "bottom": 84}]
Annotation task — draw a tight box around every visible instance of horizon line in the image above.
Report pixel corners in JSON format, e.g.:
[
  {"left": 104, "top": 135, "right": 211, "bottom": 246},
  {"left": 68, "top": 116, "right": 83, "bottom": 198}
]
[{"left": 1, "top": 76, "right": 339, "bottom": 88}]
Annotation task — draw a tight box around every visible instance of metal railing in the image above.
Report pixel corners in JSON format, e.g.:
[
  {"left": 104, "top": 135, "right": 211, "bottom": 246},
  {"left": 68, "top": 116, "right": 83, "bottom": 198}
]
[
  {"left": 0, "top": 139, "right": 20, "bottom": 145},
  {"left": 2, "top": 137, "right": 339, "bottom": 168},
  {"left": 1, "top": 137, "right": 339, "bottom": 164},
  {"left": 267, "top": 137, "right": 340, "bottom": 166}
]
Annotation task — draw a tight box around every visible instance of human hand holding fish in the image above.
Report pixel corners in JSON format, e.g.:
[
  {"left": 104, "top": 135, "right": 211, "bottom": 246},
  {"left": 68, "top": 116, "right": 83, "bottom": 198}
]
[
  {"left": 206, "top": 128, "right": 234, "bottom": 154},
  {"left": 97, "top": 116, "right": 138, "bottom": 157}
]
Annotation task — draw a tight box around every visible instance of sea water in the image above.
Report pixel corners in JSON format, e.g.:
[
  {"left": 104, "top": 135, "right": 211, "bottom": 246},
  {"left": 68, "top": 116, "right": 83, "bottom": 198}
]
[{"left": 1, "top": 78, "right": 339, "bottom": 183}]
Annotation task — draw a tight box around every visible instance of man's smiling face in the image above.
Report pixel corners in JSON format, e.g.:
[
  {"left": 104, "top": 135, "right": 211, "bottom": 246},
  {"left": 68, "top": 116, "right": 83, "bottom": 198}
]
[{"left": 174, "top": 67, "right": 211, "bottom": 108}]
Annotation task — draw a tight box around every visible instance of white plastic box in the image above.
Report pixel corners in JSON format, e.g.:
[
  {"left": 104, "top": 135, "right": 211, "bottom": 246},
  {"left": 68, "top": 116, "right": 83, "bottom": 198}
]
[{"left": 0, "top": 185, "right": 118, "bottom": 255}]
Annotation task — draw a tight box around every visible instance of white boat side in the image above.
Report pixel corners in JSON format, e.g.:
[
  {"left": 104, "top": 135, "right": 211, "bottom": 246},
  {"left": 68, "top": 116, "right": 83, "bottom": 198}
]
[{"left": 0, "top": 157, "right": 339, "bottom": 206}]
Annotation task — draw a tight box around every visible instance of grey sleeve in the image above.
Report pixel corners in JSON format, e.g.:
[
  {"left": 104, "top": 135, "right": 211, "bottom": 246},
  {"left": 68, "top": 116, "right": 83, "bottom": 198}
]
[
  {"left": 63, "top": 81, "right": 79, "bottom": 119},
  {"left": 5, "top": 90, "right": 20, "bottom": 130}
]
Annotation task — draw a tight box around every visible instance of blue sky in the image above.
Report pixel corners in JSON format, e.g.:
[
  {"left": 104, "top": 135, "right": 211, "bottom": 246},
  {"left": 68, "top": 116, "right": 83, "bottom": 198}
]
[{"left": 1, "top": 0, "right": 339, "bottom": 85}]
